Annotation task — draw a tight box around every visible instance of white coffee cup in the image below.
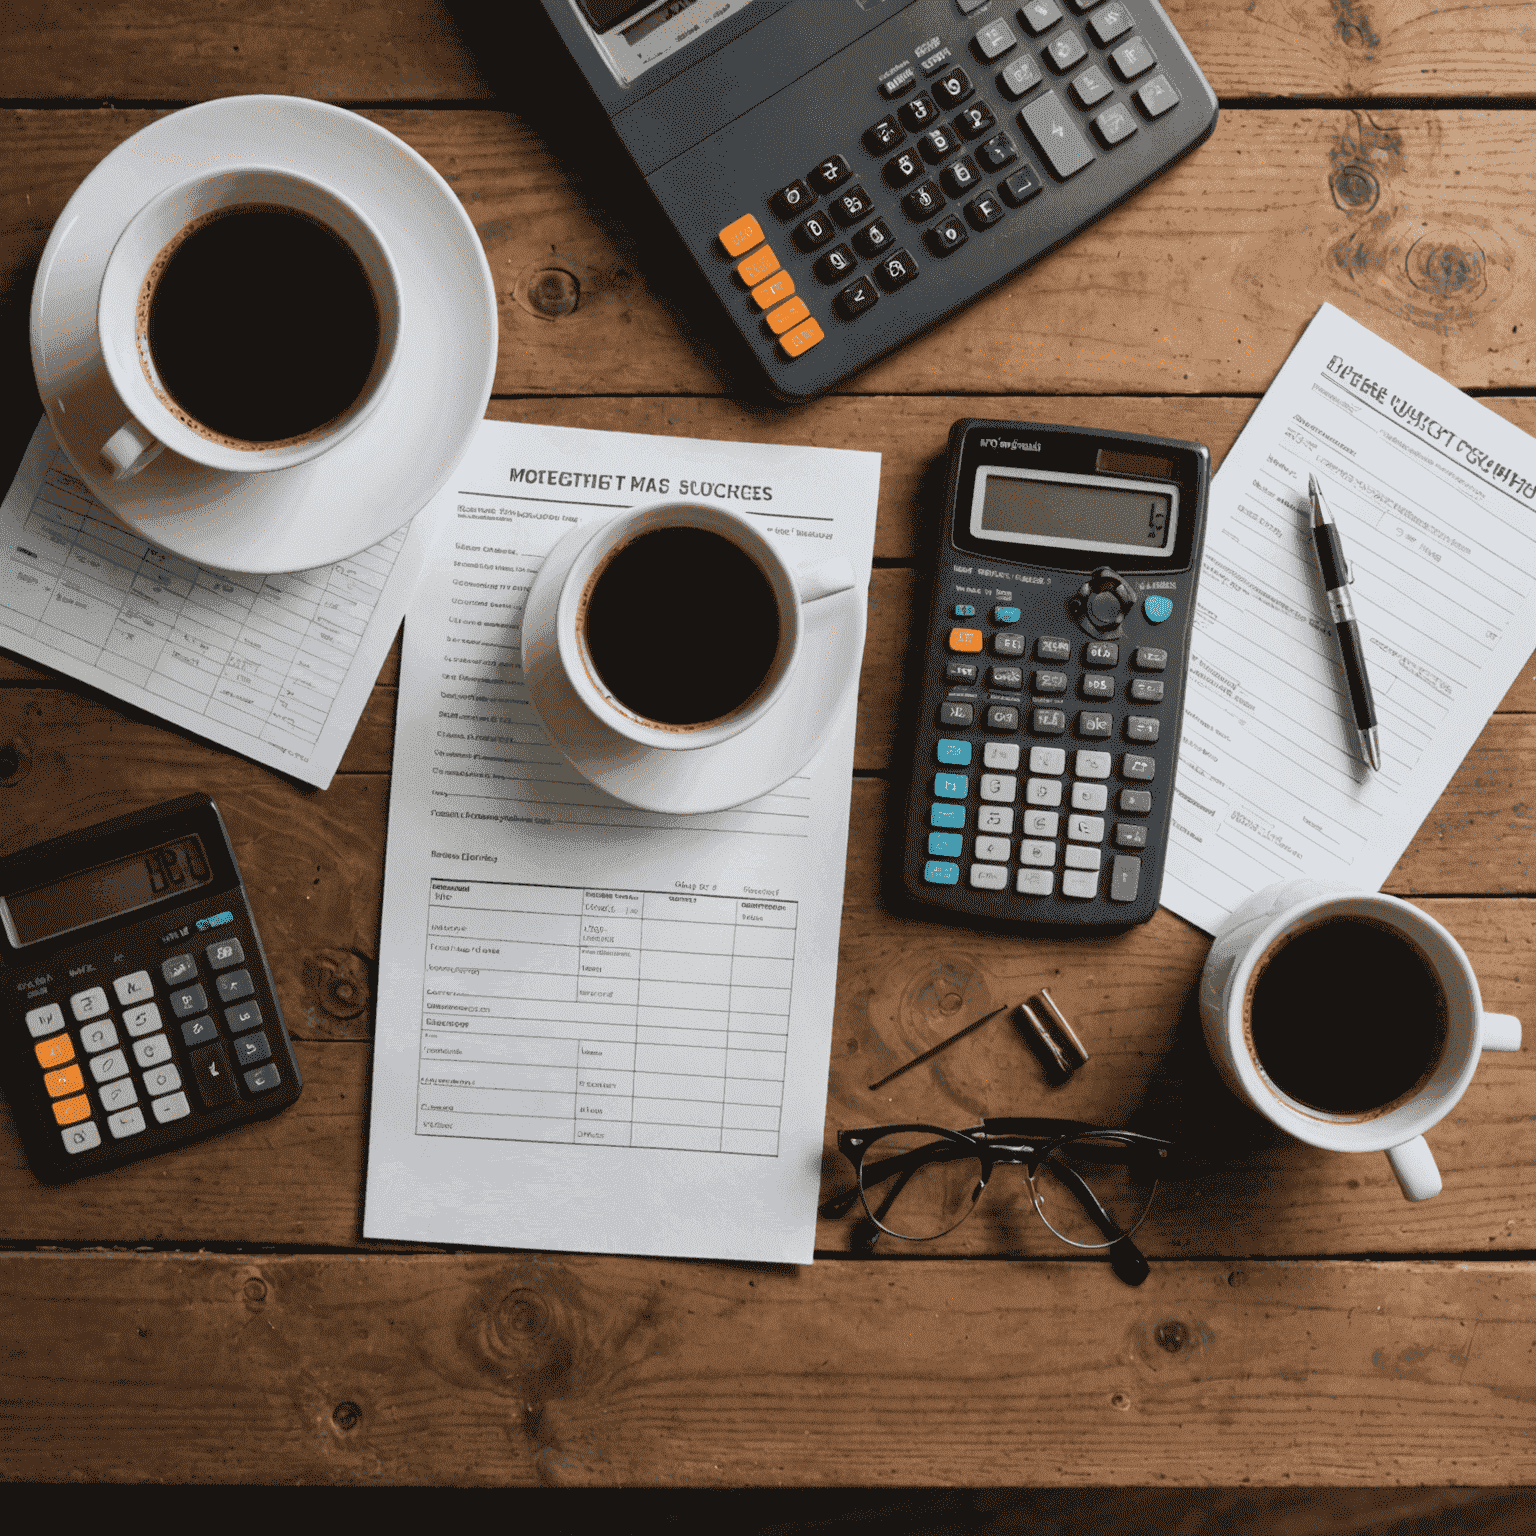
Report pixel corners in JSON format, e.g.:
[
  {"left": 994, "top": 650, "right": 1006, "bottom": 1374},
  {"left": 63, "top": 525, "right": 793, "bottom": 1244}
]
[
  {"left": 94, "top": 164, "right": 402, "bottom": 481},
  {"left": 521, "top": 500, "right": 858, "bottom": 808},
  {"left": 1200, "top": 880, "right": 1521, "bottom": 1202}
]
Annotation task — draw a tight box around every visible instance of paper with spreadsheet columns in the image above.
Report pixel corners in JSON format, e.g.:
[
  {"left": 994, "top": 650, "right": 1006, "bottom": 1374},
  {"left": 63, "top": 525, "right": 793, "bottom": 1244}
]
[
  {"left": 0, "top": 417, "right": 438, "bottom": 789},
  {"left": 1163, "top": 303, "right": 1536, "bottom": 934},
  {"left": 362, "top": 418, "right": 880, "bottom": 1264}
]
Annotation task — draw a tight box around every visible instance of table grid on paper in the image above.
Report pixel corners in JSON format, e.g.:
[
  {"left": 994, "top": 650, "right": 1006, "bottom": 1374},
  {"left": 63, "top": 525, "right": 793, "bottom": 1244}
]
[
  {"left": 1, "top": 449, "right": 405, "bottom": 752},
  {"left": 417, "top": 879, "right": 798, "bottom": 1155}
]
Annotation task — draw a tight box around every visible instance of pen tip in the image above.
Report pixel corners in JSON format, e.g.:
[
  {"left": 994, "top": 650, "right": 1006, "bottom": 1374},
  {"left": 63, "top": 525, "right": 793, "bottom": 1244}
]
[{"left": 1307, "top": 473, "right": 1319, "bottom": 498}]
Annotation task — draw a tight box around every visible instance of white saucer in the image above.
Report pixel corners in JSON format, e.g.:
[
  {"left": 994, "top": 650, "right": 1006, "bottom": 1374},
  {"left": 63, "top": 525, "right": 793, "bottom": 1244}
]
[
  {"left": 523, "top": 519, "right": 866, "bottom": 815},
  {"left": 29, "top": 96, "right": 497, "bottom": 573}
]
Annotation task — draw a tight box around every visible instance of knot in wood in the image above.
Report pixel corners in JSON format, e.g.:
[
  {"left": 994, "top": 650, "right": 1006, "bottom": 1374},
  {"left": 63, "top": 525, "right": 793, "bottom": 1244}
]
[
  {"left": 1110, "top": 1392, "right": 1132, "bottom": 1411},
  {"left": 332, "top": 1401, "right": 361, "bottom": 1432},
  {"left": 1330, "top": 165, "right": 1378, "bottom": 213},
  {"left": 0, "top": 735, "right": 32, "bottom": 788},
  {"left": 1407, "top": 234, "right": 1485, "bottom": 300},
  {"left": 526, "top": 268, "right": 580, "bottom": 319},
  {"left": 307, "top": 949, "right": 372, "bottom": 1022},
  {"left": 243, "top": 1277, "right": 268, "bottom": 1307},
  {"left": 1154, "top": 1319, "right": 1190, "bottom": 1353},
  {"left": 494, "top": 1287, "right": 551, "bottom": 1345}
]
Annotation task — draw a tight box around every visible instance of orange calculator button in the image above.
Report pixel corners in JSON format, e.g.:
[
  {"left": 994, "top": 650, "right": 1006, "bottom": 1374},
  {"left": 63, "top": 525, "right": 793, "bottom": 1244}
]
[
  {"left": 35, "top": 1034, "right": 75, "bottom": 1070},
  {"left": 718, "top": 214, "right": 765, "bottom": 257},
  {"left": 52, "top": 1093, "right": 92, "bottom": 1127},
  {"left": 750, "top": 270, "right": 796, "bottom": 310},
  {"left": 765, "top": 296, "right": 811, "bottom": 336},
  {"left": 45, "top": 1063, "right": 84, "bottom": 1098},
  {"left": 948, "top": 628, "right": 984, "bottom": 653},
  {"left": 736, "top": 244, "right": 780, "bottom": 288},
  {"left": 778, "top": 316, "right": 825, "bottom": 359}
]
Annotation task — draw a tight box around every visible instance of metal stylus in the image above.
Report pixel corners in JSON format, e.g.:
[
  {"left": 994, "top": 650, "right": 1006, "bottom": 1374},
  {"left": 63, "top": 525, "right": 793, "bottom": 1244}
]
[{"left": 1307, "top": 474, "right": 1381, "bottom": 772}]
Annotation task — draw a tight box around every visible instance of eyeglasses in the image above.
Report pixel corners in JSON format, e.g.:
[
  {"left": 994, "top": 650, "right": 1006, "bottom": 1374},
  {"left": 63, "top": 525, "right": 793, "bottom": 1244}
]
[{"left": 830, "top": 1118, "right": 1171, "bottom": 1286}]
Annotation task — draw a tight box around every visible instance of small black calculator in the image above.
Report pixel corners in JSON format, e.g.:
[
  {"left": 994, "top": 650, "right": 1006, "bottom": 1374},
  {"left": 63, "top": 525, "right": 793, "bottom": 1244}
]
[
  {"left": 0, "top": 794, "right": 301, "bottom": 1182},
  {"left": 897, "top": 419, "right": 1209, "bottom": 929}
]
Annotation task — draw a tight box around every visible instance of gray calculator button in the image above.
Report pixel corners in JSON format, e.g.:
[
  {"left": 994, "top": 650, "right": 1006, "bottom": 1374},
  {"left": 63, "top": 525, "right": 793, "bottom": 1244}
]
[
  {"left": 1064, "top": 844, "right": 1102, "bottom": 871},
  {"left": 981, "top": 773, "right": 1019, "bottom": 803},
  {"left": 112, "top": 970, "right": 154, "bottom": 1006},
  {"left": 62, "top": 1120, "right": 101, "bottom": 1155},
  {"left": 1029, "top": 746, "right": 1066, "bottom": 775},
  {"left": 1036, "top": 636, "right": 1071, "bottom": 662},
  {"left": 1068, "top": 814, "right": 1106, "bottom": 843},
  {"left": 1122, "top": 753, "right": 1157, "bottom": 781},
  {"left": 1125, "top": 715, "right": 1161, "bottom": 743},
  {"left": 108, "top": 1106, "right": 146, "bottom": 1139},
  {"left": 162, "top": 953, "right": 198, "bottom": 986},
  {"left": 984, "top": 742, "right": 1021, "bottom": 771},
  {"left": 26, "top": 1002, "right": 65, "bottom": 1038},
  {"left": 956, "top": 0, "right": 990, "bottom": 12},
  {"left": 990, "top": 665, "right": 1024, "bottom": 691},
  {"left": 191, "top": 1043, "right": 239, "bottom": 1108},
  {"left": 1135, "top": 73, "right": 1181, "bottom": 119},
  {"left": 1077, "top": 711, "right": 1113, "bottom": 738},
  {"left": 975, "top": 836, "right": 1011, "bottom": 863},
  {"left": 974, "top": 18, "right": 1018, "bottom": 59},
  {"left": 142, "top": 1062, "right": 182, "bottom": 1097},
  {"left": 1020, "top": 92, "right": 1096, "bottom": 178},
  {"left": 133, "top": 1032, "right": 173, "bottom": 1069},
  {"left": 1034, "top": 670, "right": 1068, "bottom": 694},
  {"left": 151, "top": 1090, "right": 192, "bottom": 1125},
  {"left": 1111, "top": 35, "right": 1156, "bottom": 79},
  {"left": 1119, "top": 788, "right": 1153, "bottom": 814},
  {"left": 994, "top": 632, "right": 1027, "bottom": 657},
  {"left": 1134, "top": 645, "right": 1169, "bottom": 671},
  {"left": 1088, "top": 0, "right": 1134, "bottom": 44},
  {"left": 1071, "top": 782, "right": 1108, "bottom": 812},
  {"left": 1026, "top": 777, "right": 1063, "bottom": 807},
  {"left": 1110, "top": 854, "right": 1143, "bottom": 902},
  {"left": 216, "top": 968, "right": 256, "bottom": 1004},
  {"left": 1115, "top": 823, "right": 1148, "bottom": 848},
  {"left": 1032, "top": 707, "right": 1067, "bottom": 735},
  {"left": 1075, "top": 750, "right": 1112, "bottom": 780},
  {"left": 1061, "top": 869, "right": 1099, "bottom": 899},
  {"left": 1019, "top": 0, "right": 1063, "bottom": 32},
  {"left": 1128, "top": 677, "right": 1165, "bottom": 703},
  {"left": 98, "top": 1076, "right": 139, "bottom": 1113},
  {"left": 1045, "top": 30, "right": 1088, "bottom": 72},
  {"left": 969, "top": 863, "right": 1009, "bottom": 890},
  {"left": 70, "top": 986, "right": 109, "bottom": 1022},
  {"left": 80, "top": 1018, "right": 119, "bottom": 1055},
  {"left": 1024, "top": 810, "right": 1059, "bottom": 838},
  {"left": 225, "top": 1001, "right": 263, "bottom": 1034},
  {"left": 978, "top": 805, "right": 1015, "bottom": 834},
  {"left": 170, "top": 983, "right": 209, "bottom": 1018},
  {"left": 244, "top": 1064, "right": 283, "bottom": 1094},
  {"left": 181, "top": 1015, "right": 219, "bottom": 1048},
  {"left": 206, "top": 937, "right": 245, "bottom": 970},
  {"left": 232, "top": 1030, "right": 272, "bottom": 1067},
  {"left": 1071, "top": 65, "right": 1114, "bottom": 107},
  {"left": 90, "top": 1048, "right": 130, "bottom": 1083},
  {"left": 1020, "top": 840, "right": 1057, "bottom": 867},
  {"left": 123, "top": 1001, "right": 163, "bottom": 1037},
  {"left": 1094, "top": 102, "right": 1138, "bottom": 147},
  {"left": 998, "top": 54, "right": 1043, "bottom": 99},
  {"left": 1081, "top": 673, "right": 1114, "bottom": 700},
  {"left": 1084, "top": 640, "right": 1120, "bottom": 667},
  {"left": 1016, "top": 868, "right": 1054, "bottom": 896}
]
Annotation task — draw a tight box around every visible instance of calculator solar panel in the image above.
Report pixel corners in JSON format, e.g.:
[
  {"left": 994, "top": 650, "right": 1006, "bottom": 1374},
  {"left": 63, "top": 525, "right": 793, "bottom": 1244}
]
[{"left": 540, "top": 0, "right": 1218, "bottom": 400}]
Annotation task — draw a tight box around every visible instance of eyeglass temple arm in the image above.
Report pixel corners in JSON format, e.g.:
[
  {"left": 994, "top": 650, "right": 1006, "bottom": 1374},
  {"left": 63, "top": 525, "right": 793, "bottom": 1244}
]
[{"left": 1046, "top": 1157, "right": 1152, "bottom": 1287}]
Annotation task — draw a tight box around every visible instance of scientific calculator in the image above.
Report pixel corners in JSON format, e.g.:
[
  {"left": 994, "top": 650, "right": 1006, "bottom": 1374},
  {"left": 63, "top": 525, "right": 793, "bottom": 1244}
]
[
  {"left": 897, "top": 419, "right": 1209, "bottom": 929},
  {"left": 0, "top": 794, "right": 301, "bottom": 1182},
  {"left": 540, "top": 0, "right": 1217, "bottom": 400}
]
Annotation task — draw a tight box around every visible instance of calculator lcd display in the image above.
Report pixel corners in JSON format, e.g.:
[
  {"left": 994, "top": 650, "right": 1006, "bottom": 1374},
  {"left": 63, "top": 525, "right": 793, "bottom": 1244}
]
[
  {"left": 971, "top": 467, "right": 1180, "bottom": 560},
  {"left": 0, "top": 835, "right": 212, "bottom": 949}
]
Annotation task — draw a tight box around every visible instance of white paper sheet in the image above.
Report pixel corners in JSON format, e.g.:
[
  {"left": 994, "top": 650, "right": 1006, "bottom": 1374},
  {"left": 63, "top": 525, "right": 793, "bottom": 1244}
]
[
  {"left": 0, "top": 417, "right": 436, "bottom": 788},
  {"left": 1164, "top": 303, "right": 1536, "bottom": 934},
  {"left": 362, "top": 418, "right": 880, "bottom": 1264}
]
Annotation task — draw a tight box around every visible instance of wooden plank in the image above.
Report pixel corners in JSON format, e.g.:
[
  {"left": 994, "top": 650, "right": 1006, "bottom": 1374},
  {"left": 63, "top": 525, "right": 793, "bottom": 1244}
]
[
  {"left": 1, "top": 1250, "right": 1533, "bottom": 1485},
  {"left": 5, "top": 1, "right": 1536, "bottom": 104},
  {"left": 10, "top": 111, "right": 1536, "bottom": 398}
]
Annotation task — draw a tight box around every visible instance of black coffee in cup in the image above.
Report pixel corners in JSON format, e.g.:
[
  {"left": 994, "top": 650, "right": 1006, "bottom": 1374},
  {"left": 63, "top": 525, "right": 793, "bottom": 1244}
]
[
  {"left": 1244, "top": 916, "right": 1448, "bottom": 1116},
  {"left": 581, "top": 527, "right": 780, "bottom": 728},
  {"left": 139, "top": 203, "right": 380, "bottom": 446}
]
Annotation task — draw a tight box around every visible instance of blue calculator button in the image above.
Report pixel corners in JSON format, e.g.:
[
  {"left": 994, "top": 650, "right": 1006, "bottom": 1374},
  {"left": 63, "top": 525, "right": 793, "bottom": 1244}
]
[
  {"left": 928, "top": 832, "right": 964, "bottom": 858},
  {"left": 924, "top": 860, "right": 961, "bottom": 885},
  {"left": 993, "top": 605, "right": 1021, "bottom": 624},
  {"left": 953, "top": 603, "right": 977, "bottom": 618},
  {"left": 930, "top": 803, "right": 966, "bottom": 828},
  {"left": 934, "top": 772, "right": 969, "bottom": 799},
  {"left": 936, "top": 737, "right": 973, "bottom": 765},
  {"left": 1143, "top": 594, "right": 1173, "bottom": 623}
]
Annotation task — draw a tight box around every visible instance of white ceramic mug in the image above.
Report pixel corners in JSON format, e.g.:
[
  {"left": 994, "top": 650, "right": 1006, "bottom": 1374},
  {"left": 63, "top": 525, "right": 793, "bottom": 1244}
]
[
  {"left": 95, "top": 164, "right": 402, "bottom": 480},
  {"left": 521, "top": 500, "right": 858, "bottom": 807},
  {"left": 1200, "top": 880, "right": 1521, "bottom": 1201}
]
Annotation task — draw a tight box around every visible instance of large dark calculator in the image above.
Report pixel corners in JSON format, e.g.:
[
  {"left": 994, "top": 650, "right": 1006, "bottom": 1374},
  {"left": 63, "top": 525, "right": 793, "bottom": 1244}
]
[
  {"left": 897, "top": 419, "right": 1209, "bottom": 930},
  {"left": 540, "top": 0, "right": 1217, "bottom": 400},
  {"left": 0, "top": 794, "right": 301, "bottom": 1181}
]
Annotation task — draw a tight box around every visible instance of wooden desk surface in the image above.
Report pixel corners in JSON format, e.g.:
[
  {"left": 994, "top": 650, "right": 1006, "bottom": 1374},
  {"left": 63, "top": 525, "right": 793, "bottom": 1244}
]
[{"left": 3, "top": 0, "right": 1535, "bottom": 1488}]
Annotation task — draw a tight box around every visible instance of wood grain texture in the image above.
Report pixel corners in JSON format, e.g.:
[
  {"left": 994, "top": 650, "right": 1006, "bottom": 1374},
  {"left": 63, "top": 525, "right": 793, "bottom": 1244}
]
[{"left": 2, "top": 1250, "right": 1534, "bottom": 1486}]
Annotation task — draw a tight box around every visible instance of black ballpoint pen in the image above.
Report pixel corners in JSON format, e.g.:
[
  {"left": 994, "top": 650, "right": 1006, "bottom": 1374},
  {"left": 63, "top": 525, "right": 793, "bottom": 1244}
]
[{"left": 1307, "top": 474, "right": 1382, "bottom": 771}]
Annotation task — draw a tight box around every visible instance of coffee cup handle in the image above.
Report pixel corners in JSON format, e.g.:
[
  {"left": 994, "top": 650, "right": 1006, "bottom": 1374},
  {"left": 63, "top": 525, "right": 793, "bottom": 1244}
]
[
  {"left": 1481, "top": 1012, "right": 1522, "bottom": 1052},
  {"left": 100, "top": 418, "right": 165, "bottom": 481},
  {"left": 795, "top": 556, "right": 857, "bottom": 605},
  {"left": 1386, "top": 1135, "right": 1442, "bottom": 1202}
]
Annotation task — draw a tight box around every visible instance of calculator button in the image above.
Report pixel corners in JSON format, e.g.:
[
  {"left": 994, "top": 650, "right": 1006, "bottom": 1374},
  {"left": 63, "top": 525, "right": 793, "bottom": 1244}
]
[
  {"left": 1088, "top": 1, "right": 1134, "bottom": 45},
  {"left": 1119, "top": 788, "right": 1153, "bottom": 814},
  {"left": 1111, "top": 35, "right": 1156, "bottom": 78},
  {"left": 25, "top": 1002, "right": 64, "bottom": 1038},
  {"left": 1024, "top": 810, "right": 1060, "bottom": 838},
  {"left": 1109, "top": 855, "right": 1142, "bottom": 903},
  {"left": 976, "top": 132, "right": 1019, "bottom": 171},
  {"left": 1129, "top": 677, "right": 1165, "bottom": 703},
  {"left": 967, "top": 192, "right": 1007, "bottom": 228},
  {"left": 1072, "top": 782, "right": 1109, "bottom": 812},
  {"left": 1081, "top": 673, "right": 1115, "bottom": 700},
  {"left": 985, "top": 742, "right": 1022, "bottom": 771},
  {"left": 981, "top": 774, "right": 1018, "bottom": 803},
  {"left": 1020, "top": 0, "right": 1064, "bottom": 32},
  {"left": 1037, "top": 636, "right": 1072, "bottom": 662},
  {"left": 932, "top": 66, "right": 974, "bottom": 106},
  {"left": 35, "top": 1034, "right": 74, "bottom": 1069},
  {"left": 223, "top": 1001, "right": 262, "bottom": 1035},
  {"left": 1017, "top": 869, "right": 1055, "bottom": 896},
  {"left": 863, "top": 116, "right": 906, "bottom": 155},
  {"left": 232, "top": 1030, "right": 273, "bottom": 1067},
  {"left": 737, "top": 244, "right": 780, "bottom": 288},
  {"left": 978, "top": 805, "right": 1015, "bottom": 835},
  {"left": 1136, "top": 74, "right": 1180, "bottom": 117},
  {"left": 1020, "top": 92, "right": 1097, "bottom": 177},
  {"left": 897, "top": 93, "right": 940, "bottom": 131},
  {"left": 1125, "top": 715, "right": 1160, "bottom": 743},
  {"left": 1033, "top": 670, "right": 1068, "bottom": 694},
  {"left": 931, "top": 804, "right": 967, "bottom": 829},
  {"left": 752, "top": 270, "right": 797, "bottom": 311},
  {"left": 1077, "top": 711, "right": 1113, "bottom": 738},
  {"left": 62, "top": 1120, "right": 101, "bottom": 1154},
  {"left": 813, "top": 245, "right": 857, "bottom": 284},
  {"left": 974, "top": 17, "right": 1018, "bottom": 59},
  {"left": 1001, "top": 167, "right": 1045, "bottom": 207},
  {"left": 998, "top": 54, "right": 1044, "bottom": 99},
  {"left": 955, "top": 102, "right": 998, "bottom": 141},
  {"left": 1085, "top": 640, "right": 1120, "bottom": 667},
  {"left": 925, "top": 214, "right": 969, "bottom": 256},
  {"left": 1076, "top": 750, "right": 1112, "bottom": 779},
  {"left": 1062, "top": 870, "right": 1099, "bottom": 900},
  {"left": 1143, "top": 594, "right": 1173, "bottom": 624},
  {"left": 779, "top": 317, "right": 825, "bottom": 359},
  {"left": 884, "top": 149, "right": 926, "bottom": 188},
  {"left": 1071, "top": 65, "right": 1114, "bottom": 106},
  {"left": 1029, "top": 746, "right": 1067, "bottom": 774},
  {"left": 994, "top": 633, "right": 1027, "bottom": 657},
  {"left": 1019, "top": 839, "right": 1058, "bottom": 868},
  {"left": 1115, "top": 823, "right": 1149, "bottom": 849},
  {"left": 169, "top": 983, "right": 209, "bottom": 1018},
  {"left": 833, "top": 274, "right": 880, "bottom": 322},
  {"left": 1068, "top": 814, "right": 1106, "bottom": 843},
  {"left": 215, "top": 969, "right": 255, "bottom": 1005},
  {"left": 792, "top": 211, "right": 837, "bottom": 251},
  {"left": 53, "top": 1093, "right": 93, "bottom": 1127},
  {"left": 1064, "top": 844, "right": 1102, "bottom": 871},
  {"left": 770, "top": 180, "right": 815, "bottom": 220},
  {"left": 79, "top": 1018, "right": 119, "bottom": 1054},
  {"left": 974, "top": 836, "right": 1011, "bottom": 863},
  {"left": 181, "top": 1015, "right": 219, "bottom": 1048},
  {"left": 1093, "top": 102, "right": 1139, "bottom": 147},
  {"left": 902, "top": 181, "right": 946, "bottom": 220},
  {"left": 941, "top": 156, "right": 982, "bottom": 197},
  {"left": 765, "top": 296, "right": 812, "bottom": 336},
  {"left": 44, "top": 1062, "right": 84, "bottom": 1098},
  {"left": 1031, "top": 707, "right": 1067, "bottom": 735},
  {"left": 133, "top": 1032, "right": 174, "bottom": 1069},
  {"left": 937, "top": 738, "right": 973, "bottom": 766},
  {"left": 1122, "top": 753, "right": 1157, "bottom": 781},
  {"left": 957, "top": 0, "right": 990, "bottom": 11},
  {"left": 939, "top": 703, "right": 975, "bottom": 730},
  {"left": 985, "top": 705, "right": 1020, "bottom": 731},
  {"left": 143, "top": 1062, "right": 182, "bottom": 1097},
  {"left": 969, "top": 864, "right": 1008, "bottom": 891},
  {"left": 935, "top": 772, "right": 971, "bottom": 800},
  {"left": 929, "top": 832, "right": 965, "bottom": 859},
  {"left": 808, "top": 155, "right": 852, "bottom": 194},
  {"left": 718, "top": 214, "right": 765, "bottom": 257},
  {"left": 90, "top": 1049, "right": 130, "bottom": 1084},
  {"left": 113, "top": 970, "right": 155, "bottom": 1006},
  {"left": 949, "top": 627, "right": 984, "bottom": 652},
  {"left": 955, "top": 603, "right": 976, "bottom": 617},
  {"left": 122, "top": 1002, "right": 162, "bottom": 1037},
  {"left": 919, "top": 125, "right": 961, "bottom": 164},
  {"left": 945, "top": 660, "right": 979, "bottom": 683},
  {"left": 70, "top": 986, "right": 109, "bottom": 1022},
  {"left": 108, "top": 1106, "right": 147, "bottom": 1139},
  {"left": 162, "top": 953, "right": 197, "bottom": 986},
  {"left": 150, "top": 1090, "right": 191, "bottom": 1124},
  {"left": 98, "top": 1076, "right": 138, "bottom": 1113},
  {"left": 880, "top": 64, "right": 918, "bottom": 99},
  {"left": 1134, "top": 645, "right": 1168, "bottom": 671},
  {"left": 856, "top": 221, "right": 900, "bottom": 261},
  {"left": 924, "top": 861, "right": 961, "bottom": 886},
  {"left": 191, "top": 1042, "right": 240, "bottom": 1108},
  {"left": 989, "top": 665, "right": 1023, "bottom": 691},
  {"left": 1045, "top": 31, "right": 1089, "bottom": 72},
  {"left": 1026, "top": 777, "right": 1063, "bottom": 807},
  {"left": 830, "top": 186, "right": 877, "bottom": 228}
]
